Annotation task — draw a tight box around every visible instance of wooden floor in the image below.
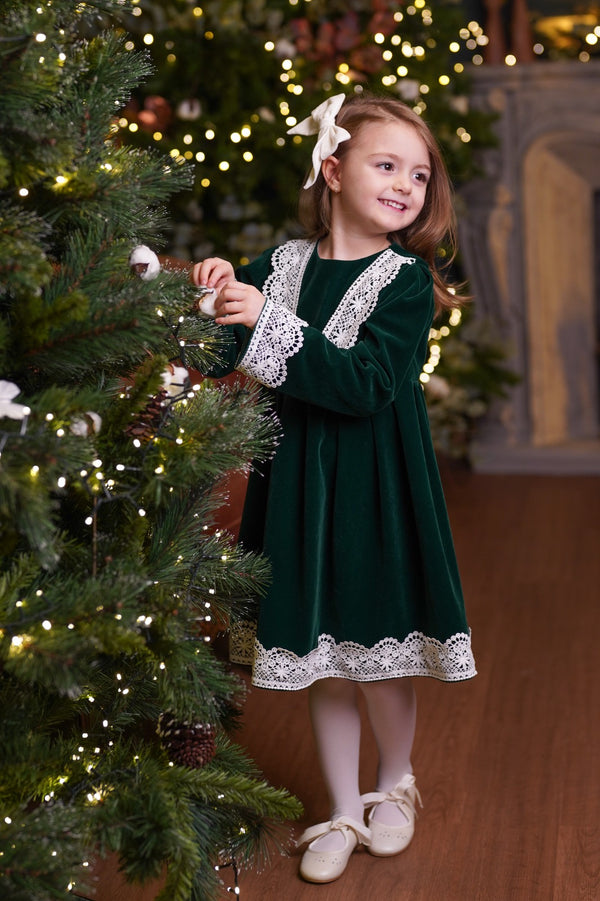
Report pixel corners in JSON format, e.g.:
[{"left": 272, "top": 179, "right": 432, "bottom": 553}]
[
  {"left": 90, "top": 469, "right": 600, "bottom": 901},
  {"left": 230, "top": 468, "right": 600, "bottom": 901}
]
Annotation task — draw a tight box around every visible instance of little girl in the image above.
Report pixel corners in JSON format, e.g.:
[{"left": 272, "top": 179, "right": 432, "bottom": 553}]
[{"left": 193, "top": 92, "right": 476, "bottom": 884}]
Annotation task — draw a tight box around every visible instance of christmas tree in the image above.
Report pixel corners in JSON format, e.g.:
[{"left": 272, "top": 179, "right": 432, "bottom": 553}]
[{"left": 0, "top": 2, "right": 301, "bottom": 899}]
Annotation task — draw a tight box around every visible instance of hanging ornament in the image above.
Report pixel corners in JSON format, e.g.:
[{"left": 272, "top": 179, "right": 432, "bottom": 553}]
[
  {"left": 0, "top": 381, "right": 31, "bottom": 420},
  {"left": 137, "top": 95, "right": 172, "bottom": 131},
  {"left": 194, "top": 286, "right": 218, "bottom": 318},
  {"left": 161, "top": 363, "right": 190, "bottom": 396},
  {"left": 177, "top": 98, "right": 202, "bottom": 121},
  {"left": 70, "top": 411, "right": 102, "bottom": 436},
  {"left": 157, "top": 713, "right": 217, "bottom": 768},
  {"left": 129, "top": 244, "right": 161, "bottom": 281}
]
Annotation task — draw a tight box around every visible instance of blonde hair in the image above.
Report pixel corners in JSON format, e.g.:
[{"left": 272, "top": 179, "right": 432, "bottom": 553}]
[{"left": 297, "top": 93, "right": 461, "bottom": 315}]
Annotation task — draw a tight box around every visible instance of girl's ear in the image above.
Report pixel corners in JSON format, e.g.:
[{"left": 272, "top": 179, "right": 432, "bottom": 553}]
[{"left": 321, "top": 155, "right": 341, "bottom": 192}]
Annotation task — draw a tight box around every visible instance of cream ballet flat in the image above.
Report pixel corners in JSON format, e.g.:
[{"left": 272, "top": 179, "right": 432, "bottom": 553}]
[
  {"left": 297, "top": 815, "right": 371, "bottom": 883},
  {"left": 361, "top": 773, "right": 423, "bottom": 857}
]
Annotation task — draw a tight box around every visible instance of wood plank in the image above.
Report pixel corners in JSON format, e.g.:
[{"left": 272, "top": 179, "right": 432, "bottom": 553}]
[
  {"left": 234, "top": 472, "right": 600, "bottom": 899},
  {"left": 91, "top": 472, "right": 600, "bottom": 899}
]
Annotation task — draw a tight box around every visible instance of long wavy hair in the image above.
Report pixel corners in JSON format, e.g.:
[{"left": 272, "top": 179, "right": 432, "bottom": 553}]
[{"left": 297, "top": 93, "right": 462, "bottom": 315}]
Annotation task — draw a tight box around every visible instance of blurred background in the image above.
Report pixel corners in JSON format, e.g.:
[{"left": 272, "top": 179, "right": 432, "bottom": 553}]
[{"left": 115, "top": 0, "right": 600, "bottom": 473}]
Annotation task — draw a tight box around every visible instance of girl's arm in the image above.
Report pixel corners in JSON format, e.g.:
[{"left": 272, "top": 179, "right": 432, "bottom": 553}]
[
  {"left": 236, "top": 260, "right": 434, "bottom": 417},
  {"left": 191, "top": 255, "right": 269, "bottom": 377}
]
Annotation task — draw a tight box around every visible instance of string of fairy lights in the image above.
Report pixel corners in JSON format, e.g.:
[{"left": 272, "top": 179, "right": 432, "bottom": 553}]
[
  {"left": 5, "top": 3, "right": 598, "bottom": 893},
  {"left": 119, "top": 1, "right": 489, "bottom": 175},
  {"left": 117, "top": 0, "right": 600, "bottom": 186},
  {"left": 1, "top": 274, "right": 244, "bottom": 895}
]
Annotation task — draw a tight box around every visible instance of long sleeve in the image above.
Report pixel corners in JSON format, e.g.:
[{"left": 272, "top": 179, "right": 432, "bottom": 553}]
[
  {"left": 201, "top": 248, "right": 276, "bottom": 379},
  {"left": 237, "top": 257, "right": 433, "bottom": 417}
]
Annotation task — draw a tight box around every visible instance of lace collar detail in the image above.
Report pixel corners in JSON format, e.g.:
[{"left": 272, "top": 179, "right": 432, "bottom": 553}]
[{"left": 261, "top": 240, "right": 415, "bottom": 349}]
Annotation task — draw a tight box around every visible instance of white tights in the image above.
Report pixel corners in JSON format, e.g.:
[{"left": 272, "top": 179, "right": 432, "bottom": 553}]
[{"left": 307, "top": 677, "right": 416, "bottom": 851}]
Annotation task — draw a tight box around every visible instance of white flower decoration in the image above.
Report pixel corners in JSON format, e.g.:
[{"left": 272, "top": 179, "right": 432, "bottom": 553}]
[{"left": 0, "top": 381, "right": 31, "bottom": 420}]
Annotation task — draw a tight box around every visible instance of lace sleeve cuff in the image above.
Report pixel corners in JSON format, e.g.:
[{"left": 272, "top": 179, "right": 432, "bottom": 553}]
[{"left": 237, "top": 298, "right": 308, "bottom": 388}]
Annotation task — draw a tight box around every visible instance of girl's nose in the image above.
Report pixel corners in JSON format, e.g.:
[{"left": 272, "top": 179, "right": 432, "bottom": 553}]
[{"left": 394, "top": 175, "right": 411, "bottom": 193}]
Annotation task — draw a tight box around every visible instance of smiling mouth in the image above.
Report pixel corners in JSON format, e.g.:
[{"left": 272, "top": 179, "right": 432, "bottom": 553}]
[{"left": 379, "top": 199, "right": 408, "bottom": 211}]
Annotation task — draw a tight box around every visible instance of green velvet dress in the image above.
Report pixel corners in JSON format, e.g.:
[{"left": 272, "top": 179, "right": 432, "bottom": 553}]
[{"left": 213, "top": 238, "right": 476, "bottom": 690}]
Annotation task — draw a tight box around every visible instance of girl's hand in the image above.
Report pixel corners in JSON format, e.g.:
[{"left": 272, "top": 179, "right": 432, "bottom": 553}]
[
  {"left": 191, "top": 257, "right": 235, "bottom": 293},
  {"left": 214, "top": 281, "right": 265, "bottom": 329}
]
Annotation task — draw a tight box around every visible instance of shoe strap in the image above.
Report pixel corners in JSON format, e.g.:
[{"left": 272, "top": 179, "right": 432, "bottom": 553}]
[
  {"left": 361, "top": 774, "right": 423, "bottom": 816},
  {"left": 297, "top": 815, "right": 371, "bottom": 848}
]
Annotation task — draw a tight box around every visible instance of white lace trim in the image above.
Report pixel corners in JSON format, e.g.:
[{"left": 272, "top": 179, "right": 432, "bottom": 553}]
[
  {"left": 237, "top": 298, "right": 308, "bottom": 387},
  {"left": 262, "top": 239, "right": 314, "bottom": 313},
  {"left": 237, "top": 241, "right": 416, "bottom": 386},
  {"left": 229, "top": 620, "right": 256, "bottom": 666},
  {"left": 323, "top": 248, "right": 415, "bottom": 349},
  {"left": 230, "top": 624, "right": 476, "bottom": 689}
]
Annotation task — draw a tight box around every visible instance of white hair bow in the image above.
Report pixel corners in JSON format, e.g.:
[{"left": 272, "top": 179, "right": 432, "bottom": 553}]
[{"left": 287, "top": 93, "right": 351, "bottom": 189}]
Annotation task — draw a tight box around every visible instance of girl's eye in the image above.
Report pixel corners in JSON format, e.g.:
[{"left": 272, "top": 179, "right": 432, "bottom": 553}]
[
  {"left": 414, "top": 172, "right": 429, "bottom": 184},
  {"left": 377, "top": 161, "right": 394, "bottom": 171}
]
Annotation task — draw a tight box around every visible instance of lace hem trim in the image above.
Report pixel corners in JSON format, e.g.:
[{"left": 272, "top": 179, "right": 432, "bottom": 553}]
[
  {"left": 229, "top": 625, "right": 476, "bottom": 689},
  {"left": 237, "top": 298, "right": 308, "bottom": 387}
]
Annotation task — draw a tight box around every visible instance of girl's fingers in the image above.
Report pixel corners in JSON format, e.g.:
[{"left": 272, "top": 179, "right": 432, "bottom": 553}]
[
  {"left": 214, "top": 286, "right": 265, "bottom": 329},
  {"left": 192, "top": 258, "right": 234, "bottom": 288}
]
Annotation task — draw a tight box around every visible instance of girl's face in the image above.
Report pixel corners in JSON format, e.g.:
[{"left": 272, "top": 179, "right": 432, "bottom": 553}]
[{"left": 323, "top": 118, "right": 430, "bottom": 249}]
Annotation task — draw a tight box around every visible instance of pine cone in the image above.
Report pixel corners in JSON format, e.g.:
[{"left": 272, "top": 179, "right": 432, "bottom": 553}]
[
  {"left": 125, "top": 389, "right": 170, "bottom": 441},
  {"left": 157, "top": 713, "right": 216, "bottom": 768}
]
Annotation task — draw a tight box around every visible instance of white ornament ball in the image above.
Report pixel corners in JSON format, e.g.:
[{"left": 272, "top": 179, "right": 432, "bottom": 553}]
[
  {"left": 177, "top": 98, "right": 202, "bottom": 121},
  {"left": 195, "top": 287, "right": 217, "bottom": 318},
  {"left": 129, "top": 245, "right": 161, "bottom": 281}
]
